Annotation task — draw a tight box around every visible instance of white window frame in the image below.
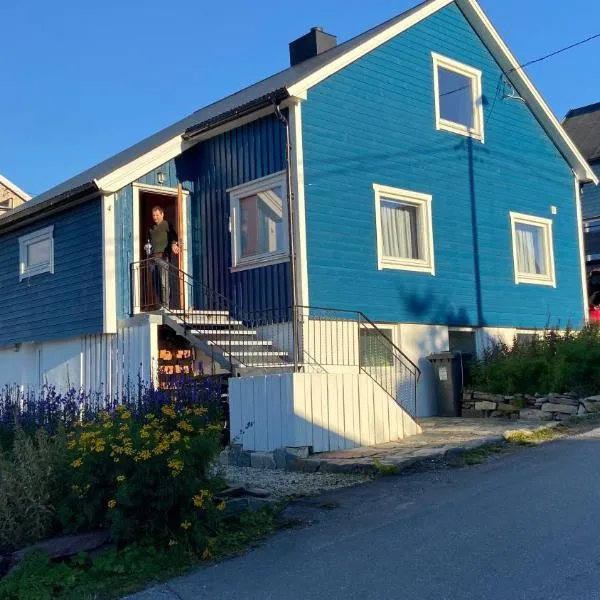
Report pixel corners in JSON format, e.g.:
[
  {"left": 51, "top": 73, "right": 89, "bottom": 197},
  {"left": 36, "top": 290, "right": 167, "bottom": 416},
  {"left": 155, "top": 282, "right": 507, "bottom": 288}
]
[
  {"left": 373, "top": 183, "right": 435, "bottom": 275},
  {"left": 432, "top": 52, "right": 484, "bottom": 142},
  {"left": 228, "top": 171, "right": 289, "bottom": 271},
  {"left": 509, "top": 212, "right": 556, "bottom": 287},
  {"left": 19, "top": 225, "right": 54, "bottom": 281}
]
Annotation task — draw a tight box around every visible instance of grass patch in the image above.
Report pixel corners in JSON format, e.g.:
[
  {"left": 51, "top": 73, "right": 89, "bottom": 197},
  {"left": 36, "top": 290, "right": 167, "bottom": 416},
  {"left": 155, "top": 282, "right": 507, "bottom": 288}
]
[
  {"left": 458, "top": 444, "right": 510, "bottom": 466},
  {"left": 0, "top": 507, "right": 279, "bottom": 600},
  {"left": 504, "top": 426, "right": 561, "bottom": 446},
  {"left": 372, "top": 458, "right": 400, "bottom": 476}
]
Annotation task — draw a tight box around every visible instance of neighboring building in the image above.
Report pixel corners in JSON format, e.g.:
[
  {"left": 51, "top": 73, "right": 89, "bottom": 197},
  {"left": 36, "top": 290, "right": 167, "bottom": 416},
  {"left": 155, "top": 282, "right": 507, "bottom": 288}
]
[
  {"left": 0, "top": 174, "right": 30, "bottom": 216},
  {"left": 0, "top": 0, "right": 595, "bottom": 451},
  {"left": 563, "top": 103, "right": 600, "bottom": 282}
]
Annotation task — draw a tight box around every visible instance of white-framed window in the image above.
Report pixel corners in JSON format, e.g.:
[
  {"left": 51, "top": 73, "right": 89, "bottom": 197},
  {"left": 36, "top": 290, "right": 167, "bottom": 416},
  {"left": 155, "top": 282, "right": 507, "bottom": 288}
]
[
  {"left": 19, "top": 225, "right": 54, "bottom": 281},
  {"left": 373, "top": 184, "right": 435, "bottom": 274},
  {"left": 359, "top": 325, "right": 395, "bottom": 367},
  {"left": 432, "top": 52, "right": 484, "bottom": 142},
  {"left": 228, "top": 171, "right": 289, "bottom": 271},
  {"left": 509, "top": 212, "right": 556, "bottom": 287}
]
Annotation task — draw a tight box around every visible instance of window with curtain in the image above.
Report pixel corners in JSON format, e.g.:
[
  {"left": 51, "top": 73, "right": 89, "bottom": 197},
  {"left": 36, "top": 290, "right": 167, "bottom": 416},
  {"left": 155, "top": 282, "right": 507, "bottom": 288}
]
[
  {"left": 374, "top": 184, "right": 435, "bottom": 274},
  {"left": 19, "top": 225, "right": 54, "bottom": 281},
  {"left": 433, "top": 53, "right": 484, "bottom": 141},
  {"left": 510, "top": 212, "right": 555, "bottom": 286},
  {"left": 229, "top": 172, "right": 289, "bottom": 269}
]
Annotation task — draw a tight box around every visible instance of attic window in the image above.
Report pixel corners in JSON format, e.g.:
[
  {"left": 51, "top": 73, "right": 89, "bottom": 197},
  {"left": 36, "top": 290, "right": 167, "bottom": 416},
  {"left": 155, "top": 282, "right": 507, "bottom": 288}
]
[
  {"left": 432, "top": 53, "right": 484, "bottom": 142},
  {"left": 19, "top": 225, "right": 55, "bottom": 281}
]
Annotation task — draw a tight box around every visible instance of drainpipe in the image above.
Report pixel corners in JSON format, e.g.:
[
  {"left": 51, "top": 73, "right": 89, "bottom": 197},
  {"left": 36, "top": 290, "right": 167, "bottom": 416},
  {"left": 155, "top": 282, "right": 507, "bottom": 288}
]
[{"left": 274, "top": 102, "right": 299, "bottom": 371}]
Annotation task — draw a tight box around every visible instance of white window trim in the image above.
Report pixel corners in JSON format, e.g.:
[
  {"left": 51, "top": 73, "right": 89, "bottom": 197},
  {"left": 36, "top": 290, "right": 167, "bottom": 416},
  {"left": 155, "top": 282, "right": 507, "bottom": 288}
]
[
  {"left": 373, "top": 184, "right": 435, "bottom": 275},
  {"left": 19, "top": 225, "right": 54, "bottom": 281},
  {"left": 432, "top": 52, "right": 484, "bottom": 142},
  {"left": 228, "top": 171, "right": 289, "bottom": 271},
  {"left": 509, "top": 211, "right": 556, "bottom": 287}
]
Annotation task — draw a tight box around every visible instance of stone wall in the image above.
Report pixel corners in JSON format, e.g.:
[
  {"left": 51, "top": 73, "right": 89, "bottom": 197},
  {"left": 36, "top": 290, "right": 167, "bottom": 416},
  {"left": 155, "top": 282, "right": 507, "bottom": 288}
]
[{"left": 462, "top": 390, "right": 600, "bottom": 421}]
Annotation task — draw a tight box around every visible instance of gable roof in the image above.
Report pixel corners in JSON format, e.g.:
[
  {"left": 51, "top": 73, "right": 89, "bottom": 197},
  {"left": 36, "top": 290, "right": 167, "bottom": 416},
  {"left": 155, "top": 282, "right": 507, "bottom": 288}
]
[
  {"left": 563, "top": 102, "right": 600, "bottom": 164},
  {"left": 0, "top": 175, "right": 31, "bottom": 202},
  {"left": 4, "top": 0, "right": 596, "bottom": 227}
]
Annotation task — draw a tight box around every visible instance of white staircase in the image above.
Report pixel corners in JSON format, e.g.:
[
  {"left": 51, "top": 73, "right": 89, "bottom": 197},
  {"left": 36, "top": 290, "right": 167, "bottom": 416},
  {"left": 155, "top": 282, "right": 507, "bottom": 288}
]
[{"left": 163, "top": 309, "right": 292, "bottom": 374}]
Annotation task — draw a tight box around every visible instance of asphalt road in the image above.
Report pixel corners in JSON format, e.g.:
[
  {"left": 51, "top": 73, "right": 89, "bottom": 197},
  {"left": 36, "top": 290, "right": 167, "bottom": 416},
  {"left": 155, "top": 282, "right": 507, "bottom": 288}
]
[{"left": 129, "top": 430, "right": 600, "bottom": 600}]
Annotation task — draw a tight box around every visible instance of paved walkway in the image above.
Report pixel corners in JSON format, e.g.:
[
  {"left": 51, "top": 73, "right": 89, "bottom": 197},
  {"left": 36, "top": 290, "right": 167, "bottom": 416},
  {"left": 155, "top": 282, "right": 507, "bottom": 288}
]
[{"left": 293, "top": 416, "right": 556, "bottom": 473}]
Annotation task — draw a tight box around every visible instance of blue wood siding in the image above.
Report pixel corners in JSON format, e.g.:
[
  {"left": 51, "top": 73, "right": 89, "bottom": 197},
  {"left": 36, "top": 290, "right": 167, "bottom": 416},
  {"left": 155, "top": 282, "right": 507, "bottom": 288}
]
[
  {"left": 0, "top": 199, "right": 104, "bottom": 345},
  {"left": 114, "top": 114, "right": 291, "bottom": 319},
  {"left": 302, "top": 2, "right": 584, "bottom": 329},
  {"left": 582, "top": 163, "right": 600, "bottom": 220}
]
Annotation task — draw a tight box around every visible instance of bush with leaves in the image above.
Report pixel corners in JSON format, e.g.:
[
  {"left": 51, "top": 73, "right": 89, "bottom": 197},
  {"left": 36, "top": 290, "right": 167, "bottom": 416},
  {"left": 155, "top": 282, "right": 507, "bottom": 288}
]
[
  {"left": 0, "top": 428, "right": 70, "bottom": 552},
  {"left": 471, "top": 324, "right": 600, "bottom": 396},
  {"left": 61, "top": 401, "right": 225, "bottom": 550}
]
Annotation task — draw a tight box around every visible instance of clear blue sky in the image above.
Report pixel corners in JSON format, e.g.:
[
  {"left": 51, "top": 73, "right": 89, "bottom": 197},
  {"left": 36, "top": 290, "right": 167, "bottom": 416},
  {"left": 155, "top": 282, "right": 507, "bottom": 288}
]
[{"left": 1, "top": 0, "right": 599, "bottom": 196}]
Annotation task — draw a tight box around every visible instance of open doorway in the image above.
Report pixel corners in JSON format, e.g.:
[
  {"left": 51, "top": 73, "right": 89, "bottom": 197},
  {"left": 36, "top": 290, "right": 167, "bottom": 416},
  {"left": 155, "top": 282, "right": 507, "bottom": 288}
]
[{"left": 137, "top": 189, "right": 185, "bottom": 312}]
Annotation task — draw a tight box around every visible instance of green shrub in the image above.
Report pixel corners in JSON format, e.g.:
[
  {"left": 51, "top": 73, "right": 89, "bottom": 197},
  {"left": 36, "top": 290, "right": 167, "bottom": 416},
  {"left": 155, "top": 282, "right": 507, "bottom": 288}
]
[
  {"left": 61, "top": 402, "right": 225, "bottom": 550},
  {"left": 0, "top": 428, "right": 69, "bottom": 552},
  {"left": 471, "top": 325, "right": 600, "bottom": 396}
]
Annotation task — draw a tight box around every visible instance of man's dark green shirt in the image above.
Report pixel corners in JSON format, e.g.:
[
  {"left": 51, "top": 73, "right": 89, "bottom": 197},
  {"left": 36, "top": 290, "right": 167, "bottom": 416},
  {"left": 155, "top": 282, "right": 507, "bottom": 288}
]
[{"left": 149, "top": 220, "right": 177, "bottom": 257}]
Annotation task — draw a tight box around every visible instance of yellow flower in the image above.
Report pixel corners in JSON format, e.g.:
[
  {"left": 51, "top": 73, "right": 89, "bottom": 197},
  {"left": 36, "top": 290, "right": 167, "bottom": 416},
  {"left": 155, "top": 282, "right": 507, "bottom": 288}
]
[
  {"left": 168, "top": 539, "right": 177, "bottom": 547},
  {"left": 119, "top": 410, "right": 131, "bottom": 420},
  {"left": 177, "top": 420, "right": 194, "bottom": 432},
  {"left": 137, "top": 449, "right": 151, "bottom": 461},
  {"left": 108, "top": 499, "right": 117, "bottom": 509},
  {"left": 116, "top": 475, "right": 126, "bottom": 483},
  {"left": 193, "top": 489, "right": 211, "bottom": 508},
  {"left": 67, "top": 440, "right": 76, "bottom": 449},
  {"left": 161, "top": 404, "right": 176, "bottom": 418},
  {"left": 167, "top": 458, "right": 184, "bottom": 476},
  {"left": 140, "top": 427, "right": 151, "bottom": 439},
  {"left": 216, "top": 501, "right": 226, "bottom": 511},
  {"left": 71, "top": 458, "right": 83, "bottom": 468},
  {"left": 170, "top": 430, "right": 182, "bottom": 443},
  {"left": 180, "top": 521, "right": 191, "bottom": 530}
]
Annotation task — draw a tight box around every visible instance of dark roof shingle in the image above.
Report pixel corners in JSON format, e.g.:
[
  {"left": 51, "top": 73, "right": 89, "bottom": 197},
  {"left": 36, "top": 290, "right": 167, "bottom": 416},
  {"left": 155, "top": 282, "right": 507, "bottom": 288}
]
[{"left": 563, "top": 102, "right": 600, "bottom": 164}]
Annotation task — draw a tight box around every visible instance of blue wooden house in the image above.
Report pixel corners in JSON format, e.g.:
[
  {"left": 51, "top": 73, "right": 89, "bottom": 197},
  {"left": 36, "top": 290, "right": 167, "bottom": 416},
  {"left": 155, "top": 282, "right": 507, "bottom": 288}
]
[{"left": 0, "top": 0, "right": 595, "bottom": 451}]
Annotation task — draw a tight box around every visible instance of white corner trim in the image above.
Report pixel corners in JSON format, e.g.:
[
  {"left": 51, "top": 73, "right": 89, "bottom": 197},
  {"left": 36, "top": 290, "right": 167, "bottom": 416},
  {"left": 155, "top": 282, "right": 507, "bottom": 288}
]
[
  {"left": 0, "top": 174, "right": 31, "bottom": 201},
  {"left": 431, "top": 52, "right": 484, "bottom": 142},
  {"left": 289, "top": 100, "right": 309, "bottom": 307},
  {"left": 102, "top": 194, "right": 117, "bottom": 333},
  {"left": 456, "top": 0, "right": 598, "bottom": 184},
  {"left": 228, "top": 171, "right": 289, "bottom": 269},
  {"left": 509, "top": 211, "right": 556, "bottom": 287},
  {"left": 373, "top": 183, "right": 435, "bottom": 275},
  {"left": 574, "top": 177, "right": 590, "bottom": 322},
  {"left": 18, "top": 225, "right": 54, "bottom": 281}
]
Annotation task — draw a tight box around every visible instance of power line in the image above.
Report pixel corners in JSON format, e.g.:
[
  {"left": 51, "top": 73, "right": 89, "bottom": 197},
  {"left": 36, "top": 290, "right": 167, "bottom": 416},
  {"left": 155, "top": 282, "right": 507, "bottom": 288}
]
[{"left": 440, "top": 30, "right": 600, "bottom": 98}]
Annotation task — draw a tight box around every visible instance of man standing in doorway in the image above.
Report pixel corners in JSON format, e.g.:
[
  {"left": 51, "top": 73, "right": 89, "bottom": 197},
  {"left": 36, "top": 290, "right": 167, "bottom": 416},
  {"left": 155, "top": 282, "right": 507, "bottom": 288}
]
[{"left": 148, "top": 206, "right": 179, "bottom": 309}]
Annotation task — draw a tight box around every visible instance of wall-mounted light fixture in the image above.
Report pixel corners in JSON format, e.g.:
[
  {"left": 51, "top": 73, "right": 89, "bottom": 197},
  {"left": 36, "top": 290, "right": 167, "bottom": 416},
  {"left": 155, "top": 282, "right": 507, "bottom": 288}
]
[{"left": 156, "top": 172, "right": 166, "bottom": 185}]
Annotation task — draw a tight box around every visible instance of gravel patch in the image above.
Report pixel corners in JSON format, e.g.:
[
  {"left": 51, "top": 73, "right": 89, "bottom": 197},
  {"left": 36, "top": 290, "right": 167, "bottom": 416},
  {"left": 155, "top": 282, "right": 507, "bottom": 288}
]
[{"left": 219, "top": 466, "right": 371, "bottom": 500}]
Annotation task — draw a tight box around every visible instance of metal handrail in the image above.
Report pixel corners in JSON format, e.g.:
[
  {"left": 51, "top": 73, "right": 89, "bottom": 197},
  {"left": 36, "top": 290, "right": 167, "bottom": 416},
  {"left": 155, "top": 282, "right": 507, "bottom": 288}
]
[{"left": 130, "top": 261, "right": 420, "bottom": 417}]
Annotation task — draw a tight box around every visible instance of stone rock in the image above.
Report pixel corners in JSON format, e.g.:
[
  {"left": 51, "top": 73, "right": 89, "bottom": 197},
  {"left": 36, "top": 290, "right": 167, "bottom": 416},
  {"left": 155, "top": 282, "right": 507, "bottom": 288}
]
[
  {"left": 290, "top": 459, "right": 321, "bottom": 473},
  {"left": 474, "top": 392, "right": 503, "bottom": 401},
  {"left": 286, "top": 446, "right": 310, "bottom": 459},
  {"left": 541, "top": 403, "right": 578, "bottom": 415},
  {"left": 584, "top": 395, "right": 600, "bottom": 403},
  {"left": 463, "top": 391, "right": 474, "bottom": 401},
  {"left": 496, "top": 403, "right": 520, "bottom": 413},
  {"left": 578, "top": 404, "right": 588, "bottom": 416},
  {"left": 520, "top": 408, "right": 546, "bottom": 421},
  {"left": 250, "top": 452, "right": 277, "bottom": 470},
  {"left": 245, "top": 487, "right": 271, "bottom": 498},
  {"left": 460, "top": 409, "right": 485, "bottom": 418},
  {"left": 548, "top": 396, "right": 578, "bottom": 406},
  {"left": 218, "top": 486, "right": 246, "bottom": 498},
  {"left": 222, "top": 498, "right": 249, "bottom": 516},
  {"left": 12, "top": 531, "right": 110, "bottom": 565},
  {"left": 581, "top": 399, "right": 599, "bottom": 413},
  {"left": 247, "top": 498, "right": 272, "bottom": 511},
  {"left": 475, "top": 401, "right": 498, "bottom": 411}
]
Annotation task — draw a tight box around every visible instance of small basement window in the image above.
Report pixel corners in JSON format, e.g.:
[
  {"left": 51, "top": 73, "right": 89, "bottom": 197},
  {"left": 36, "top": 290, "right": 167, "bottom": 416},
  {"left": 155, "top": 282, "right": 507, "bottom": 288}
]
[
  {"left": 228, "top": 172, "right": 289, "bottom": 270},
  {"left": 432, "top": 52, "right": 484, "bottom": 141},
  {"left": 19, "top": 225, "right": 54, "bottom": 281},
  {"left": 359, "top": 327, "right": 394, "bottom": 367},
  {"left": 373, "top": 184, "right": 435, "bottom": 274},
  {"left": 510, "top": 212, "right": 556, "bottom": 286}
]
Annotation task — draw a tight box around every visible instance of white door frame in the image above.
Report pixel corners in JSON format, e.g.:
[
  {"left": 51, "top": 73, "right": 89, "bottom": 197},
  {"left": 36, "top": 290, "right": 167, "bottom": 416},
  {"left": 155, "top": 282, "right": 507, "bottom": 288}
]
[{"left": 131, "top": 182, "right": 191, "bottom": 314}]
